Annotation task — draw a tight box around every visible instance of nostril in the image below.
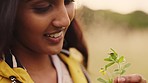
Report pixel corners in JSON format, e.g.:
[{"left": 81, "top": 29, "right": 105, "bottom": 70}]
[
  {"left": 52, "top": 5, "right": 71, "bottom": 28},
  {"left": 52, "top": 14, "right": 70, "bottom": 28}
]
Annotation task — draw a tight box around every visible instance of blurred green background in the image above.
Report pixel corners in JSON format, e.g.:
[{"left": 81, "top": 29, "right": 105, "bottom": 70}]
[{"left": 75, "top": 6, "right": 148, "bottom": 83}]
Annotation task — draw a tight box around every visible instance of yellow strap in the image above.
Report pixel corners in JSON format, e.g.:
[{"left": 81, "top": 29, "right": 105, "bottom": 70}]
[
  {"left": 0, "top": 60, "right": 34, "bottom": 83},
  {"left": 59, "top": 53, "right": 87, "bottom": 83}
]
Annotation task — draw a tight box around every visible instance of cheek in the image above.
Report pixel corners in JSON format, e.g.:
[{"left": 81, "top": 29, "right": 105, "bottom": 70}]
[
  {"left": 66, "top": 3, "right": 75, "bottom": 21},
  {"left": 15, "top": 11, "right": 51, "bottom": 49},
  {"left": 19, "top": 15, "right": 49, "bottom": 32}
]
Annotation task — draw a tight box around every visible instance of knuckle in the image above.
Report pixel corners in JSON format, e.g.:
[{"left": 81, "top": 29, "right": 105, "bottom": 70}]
[
  {"left": 136, "top": 75, "right": 142, "bottom": 82},
  {"left": 143, "top": 80, "right": 147, "bottom": 83}
]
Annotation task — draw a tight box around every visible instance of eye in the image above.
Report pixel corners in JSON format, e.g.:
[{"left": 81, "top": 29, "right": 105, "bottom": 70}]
[
  {"left": 33, "top": 3, "right": 53, "bottom": 13},
  {"left": 64, "top": 0, "right": 75, "bottom": 5}
]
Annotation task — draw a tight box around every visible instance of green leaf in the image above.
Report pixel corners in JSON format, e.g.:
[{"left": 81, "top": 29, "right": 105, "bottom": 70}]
[
  {"left": 114, "top": 69, "right": 119, "bottom": 72},
  {"left": 117, "top": 56, "right": 125, "bottom": 63},
  {"left": 104, "top": 58, "right": 113, "bottom": 61},
  {"left": 105, "top": 62, "right": 115, "bottom": 70},
  {"left": 97, "top": 78, "right": 107, "bottom": 83},
  {"left": 110, "top": 48, "right": 118, "bottom": 56},
  {"left": 123, "top": 63, "right": 131, "bottom": 69},
  {"left": 114, "top": 71, "right": 121, "bottom": 75},
  {"left": 108, "top": 79, "right": 113, "bottom": 83},
  {"left": 120, "top": 70, "right": 126, "bottom": 75},
  {"left": 109, "top": 53, "right": 117, "bottom": 60},
  {"left": 109, "top": 56, "right": 113, "bottom": 60}
]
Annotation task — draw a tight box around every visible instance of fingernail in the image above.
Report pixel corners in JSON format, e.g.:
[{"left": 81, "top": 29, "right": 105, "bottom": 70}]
[{"left": 118, "top": 77, "right": 126, "bottom": 82}]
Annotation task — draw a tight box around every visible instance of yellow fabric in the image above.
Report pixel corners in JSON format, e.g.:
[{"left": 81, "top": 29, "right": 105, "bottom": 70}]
[
  {"left": 69, "top": 48, "right": 83, "bottom": 63},
  {"left": 0, "top": 60, "right": 34, "bottom": 83},
  {"left": 59, "top": 53, "right": 88, "bottom": 83},
  {"left": 0, "top": 53, "right": 88, "bottom": 83}
]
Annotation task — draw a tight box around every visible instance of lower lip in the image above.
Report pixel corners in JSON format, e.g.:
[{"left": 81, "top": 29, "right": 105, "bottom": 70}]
[{"left": 45, "top": 34, "right": 63, "bottom": 44}]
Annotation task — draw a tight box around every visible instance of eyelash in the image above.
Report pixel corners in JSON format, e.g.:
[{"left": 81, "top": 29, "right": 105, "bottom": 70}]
[
  {"left": 33, "top": 4, "right": 52, "bottom": 13},
  {"left": 33, "top": 0, "right": 75, "bottom": 13},
  {"left": 64, "top": 0, "right": 75, "bottom": 5}
]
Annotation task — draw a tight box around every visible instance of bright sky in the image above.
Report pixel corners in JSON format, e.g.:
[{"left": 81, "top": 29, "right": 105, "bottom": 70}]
[{"left": 76, "top": 0, "right": 148, "bottom": 14}]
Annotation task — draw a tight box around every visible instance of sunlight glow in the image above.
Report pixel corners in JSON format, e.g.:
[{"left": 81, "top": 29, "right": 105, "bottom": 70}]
[{"left": 76, "top": 0, "right": 148, "bottom": 14}]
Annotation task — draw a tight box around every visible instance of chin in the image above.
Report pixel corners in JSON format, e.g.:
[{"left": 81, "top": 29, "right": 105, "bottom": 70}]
[
  {"left": 48, "top": 49, "right": 61, "bottom": 55},
  {"left": 47, "top": 46, "right": 63, "bottom": 55},
  {"left": 46, "top": 39, "right": 64, "bottom": 55}
]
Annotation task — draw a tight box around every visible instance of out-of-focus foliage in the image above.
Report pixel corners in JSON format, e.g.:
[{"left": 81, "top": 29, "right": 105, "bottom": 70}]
[
  {"left": 76, "top": 6, "right": 148, "bottom": 29},
  {"left": 98, "top": 49, "right": 131, "bottom": 83}
]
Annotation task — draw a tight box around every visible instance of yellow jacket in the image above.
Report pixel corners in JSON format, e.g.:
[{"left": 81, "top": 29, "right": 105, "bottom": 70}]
[{"left": 0, "top": 49, "right": 90, "bottom": 83}]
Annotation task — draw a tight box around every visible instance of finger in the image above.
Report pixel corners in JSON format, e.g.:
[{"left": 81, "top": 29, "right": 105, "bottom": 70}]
[
  {"left": 114, "top": 74, "right": 147, "bottom": 83},
  {"left": 140, "top": 79, "right": 147, "bottom": 83},
  {"left": 114, "top": 76, "right": 126, "bottom": 83},
  {"left": 114, "top": 77, "right": 118, "bottom": 83},
  {"left": 116, "top": 77, "right": 126, "bottom": 83},
  {"left": 123, "top": 74, "right": 143, "bottom": 83}
]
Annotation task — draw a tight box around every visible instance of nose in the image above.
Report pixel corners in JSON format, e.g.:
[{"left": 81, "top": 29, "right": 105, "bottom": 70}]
[{"left": 52, "top": 4, "right": 71, "bottom": 28}]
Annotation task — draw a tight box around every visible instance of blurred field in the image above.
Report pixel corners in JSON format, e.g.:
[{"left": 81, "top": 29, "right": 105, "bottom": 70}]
[
  {"left": 84, "top": 26, "right": 148, "bottom": 83},
  {"left": 76, "top": 6, "right": 148, "bottom": 83}
]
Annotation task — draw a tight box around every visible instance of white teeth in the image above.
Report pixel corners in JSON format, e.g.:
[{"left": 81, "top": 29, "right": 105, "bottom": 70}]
[{"left": 46, "top": 31, "right": 63, "bottom": 38}]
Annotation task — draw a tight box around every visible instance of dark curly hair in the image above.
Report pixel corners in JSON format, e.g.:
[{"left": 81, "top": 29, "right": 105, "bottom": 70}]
[{"left": 0, "top": 0, "right": 19, "bottom": 54}]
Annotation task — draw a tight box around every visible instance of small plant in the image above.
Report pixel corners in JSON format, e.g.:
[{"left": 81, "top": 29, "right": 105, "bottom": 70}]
[{"left": 98, "top": 48, "right": 131, "bottom": 83}]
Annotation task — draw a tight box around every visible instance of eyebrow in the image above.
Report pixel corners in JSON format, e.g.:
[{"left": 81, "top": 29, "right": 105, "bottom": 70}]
[
  {"left": 25, "top": 0, "right": 34, "bottom": 2},
  {"left": 25, "top": 0, "right": 42, "bottom": 2},
  {"left": 25, "top": 0, "right": 50, "bottom": 3}
]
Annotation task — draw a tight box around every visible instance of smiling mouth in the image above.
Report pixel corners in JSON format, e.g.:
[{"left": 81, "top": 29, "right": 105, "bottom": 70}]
[{"left": 44, "top": 31, "right": 63, "bottom": 38}]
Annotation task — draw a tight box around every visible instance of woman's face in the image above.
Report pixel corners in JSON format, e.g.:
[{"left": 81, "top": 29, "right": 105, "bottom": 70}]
[{"left": 15, "top": 0, "right": 75, "bottom": 55}]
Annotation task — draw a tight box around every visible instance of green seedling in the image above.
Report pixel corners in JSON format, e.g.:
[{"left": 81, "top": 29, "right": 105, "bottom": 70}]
[{"left": 98, "top": 48, "right": 131, "bottom": 83}]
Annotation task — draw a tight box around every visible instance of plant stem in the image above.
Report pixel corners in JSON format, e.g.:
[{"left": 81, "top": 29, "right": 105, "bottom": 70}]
[{"left": 117, "top": 63, "right": 121, "bottom": 77}]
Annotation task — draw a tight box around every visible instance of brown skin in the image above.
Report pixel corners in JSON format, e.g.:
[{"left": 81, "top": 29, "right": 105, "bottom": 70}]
[
  {"left": 11, "top": 0, "right": 75, "bottom": 83},
  {"left": 114, "top": 74, "right": 147, "bottom": 83},
  {"left": 10, "top": 0, "right": 146, "bottom": 83}
]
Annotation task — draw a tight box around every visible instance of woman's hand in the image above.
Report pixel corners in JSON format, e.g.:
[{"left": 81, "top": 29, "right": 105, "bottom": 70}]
[{"left": 114, "top": 74, "right": 147, "bottom": 83}]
